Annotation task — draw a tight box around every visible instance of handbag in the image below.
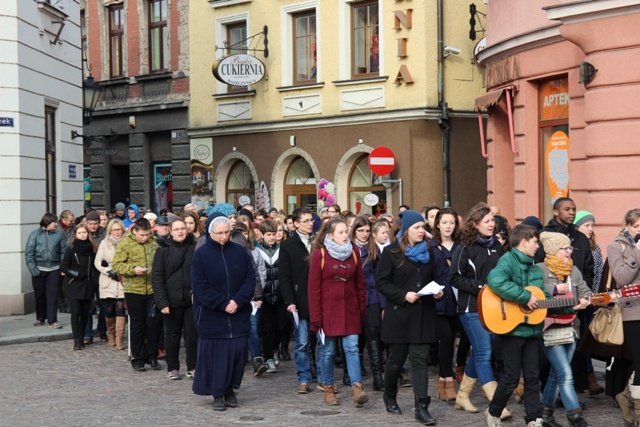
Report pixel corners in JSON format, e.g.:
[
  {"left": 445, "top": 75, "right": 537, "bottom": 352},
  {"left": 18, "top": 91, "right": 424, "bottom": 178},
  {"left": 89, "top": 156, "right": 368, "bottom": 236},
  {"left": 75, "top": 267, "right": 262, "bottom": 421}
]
[{"left": 589, "top": 305, "right": 623, "bottom": 345}]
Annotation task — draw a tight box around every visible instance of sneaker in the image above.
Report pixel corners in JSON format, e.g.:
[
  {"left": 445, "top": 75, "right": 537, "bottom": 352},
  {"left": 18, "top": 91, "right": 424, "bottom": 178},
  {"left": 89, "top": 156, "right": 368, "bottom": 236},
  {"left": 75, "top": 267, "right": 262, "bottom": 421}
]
[
  {"left": 167, "top": 370, "right": 181, "bottom": 380},
  {"left": 526, "top": 419, "right": 543, "bottom": 427},
  {"left": 253, "top": 357, "right": 267, "bottom": 377},
  {"left": 297, "top": 383, "right": 311, "bottom": 394},
  {"left": 484, "top": 408, "right": 502, "bottom": 427},
  {"left": 186, "top": 370, "right": 195, "bottom": 379},
  {"left": 34, "top": 320, "right": 44, "bottom": 326},
  {"left": 48, "top": 322, "right": 62, "bottom": 329},
  {"left": 266, "top": 358, "right": 277, "bottom": 373}
]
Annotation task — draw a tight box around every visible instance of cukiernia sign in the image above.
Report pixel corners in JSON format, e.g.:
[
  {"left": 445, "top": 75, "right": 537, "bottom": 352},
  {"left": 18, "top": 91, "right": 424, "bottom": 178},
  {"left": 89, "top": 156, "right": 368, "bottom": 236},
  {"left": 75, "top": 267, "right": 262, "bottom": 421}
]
[{"left": 212, "top": 54, "right": 266, "bottom": 86}]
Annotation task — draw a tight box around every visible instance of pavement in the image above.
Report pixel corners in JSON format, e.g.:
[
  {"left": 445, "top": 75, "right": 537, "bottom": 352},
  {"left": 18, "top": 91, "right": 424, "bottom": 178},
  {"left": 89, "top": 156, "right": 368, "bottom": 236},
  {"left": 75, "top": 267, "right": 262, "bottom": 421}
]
[{"left": 0, "top": 311, "right": 622, "bottom": 426}]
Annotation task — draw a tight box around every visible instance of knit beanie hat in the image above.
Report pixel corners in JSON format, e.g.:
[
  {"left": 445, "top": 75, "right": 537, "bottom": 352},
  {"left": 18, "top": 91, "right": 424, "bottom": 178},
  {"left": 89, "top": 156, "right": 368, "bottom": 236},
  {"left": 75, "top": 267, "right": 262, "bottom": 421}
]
[
  {"left": 85, "top": 211, "right": 100, "bottom": 222},
  {"left": 574, "top": 210, "right": 595, "bottom": 229},
  {"left": 401, "top": 210, "right": 425, "bottom": 235},
  {"left": 539, "top": 232, "right": 571, "bottom": 255},
  {"left": 521, "top": 216, "right": 543, "bottom": 231},
  {"left": 211, "top": 203, "right": 237, "bottom": 218},
  {"left": 115, "top": 202, "right": 126, "bottom": 210}
]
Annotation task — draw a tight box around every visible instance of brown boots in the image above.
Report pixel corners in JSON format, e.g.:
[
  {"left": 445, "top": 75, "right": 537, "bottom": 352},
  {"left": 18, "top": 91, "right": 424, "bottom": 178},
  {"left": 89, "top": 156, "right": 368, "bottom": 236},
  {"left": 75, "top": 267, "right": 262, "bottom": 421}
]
[
  {"left": 115, "top": 317, "right": 126, "bottom": 350},
  {"left": 324, "top": 384, "right": 339, "bottom": 405},
  {"left": 587, "top": 372, "right": 604, "bottom": 396},
  {"left": 437, "top": 378, "right": 457, "bottom": 401},
  {"left": 106, "top": 317, "right": 116, "bottom": 347},
  {"left": 352, "top": 382, "right": 369, "bottom": 407}
]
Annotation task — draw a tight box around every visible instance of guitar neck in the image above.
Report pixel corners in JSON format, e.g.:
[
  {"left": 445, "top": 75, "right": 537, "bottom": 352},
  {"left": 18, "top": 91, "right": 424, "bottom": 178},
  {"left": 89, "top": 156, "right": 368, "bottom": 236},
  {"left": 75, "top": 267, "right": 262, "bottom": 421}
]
[{"left": 537, "top": 297, "right": 579, "bottom": 309}]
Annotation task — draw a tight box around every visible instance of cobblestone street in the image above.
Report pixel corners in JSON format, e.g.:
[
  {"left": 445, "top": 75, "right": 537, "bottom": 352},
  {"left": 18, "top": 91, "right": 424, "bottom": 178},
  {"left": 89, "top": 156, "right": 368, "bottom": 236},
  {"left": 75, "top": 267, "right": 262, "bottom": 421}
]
[{"left": 0, "top": 338, "right": 623, "bottom": 426}]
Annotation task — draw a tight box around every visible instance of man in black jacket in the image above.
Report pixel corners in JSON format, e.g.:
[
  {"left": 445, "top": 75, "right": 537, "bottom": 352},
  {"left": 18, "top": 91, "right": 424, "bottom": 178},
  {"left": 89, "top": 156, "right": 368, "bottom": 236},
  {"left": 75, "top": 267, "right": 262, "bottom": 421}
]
[{"left": 279, "top": 207, "right": 315, "bottom": 394}]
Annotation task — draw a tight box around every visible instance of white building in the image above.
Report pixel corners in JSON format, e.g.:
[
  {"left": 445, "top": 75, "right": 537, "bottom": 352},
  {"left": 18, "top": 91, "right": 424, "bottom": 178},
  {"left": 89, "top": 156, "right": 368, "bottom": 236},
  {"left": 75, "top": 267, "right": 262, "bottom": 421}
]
[{"left": 0, "top": 0, "right": 84, "bottom": 315}]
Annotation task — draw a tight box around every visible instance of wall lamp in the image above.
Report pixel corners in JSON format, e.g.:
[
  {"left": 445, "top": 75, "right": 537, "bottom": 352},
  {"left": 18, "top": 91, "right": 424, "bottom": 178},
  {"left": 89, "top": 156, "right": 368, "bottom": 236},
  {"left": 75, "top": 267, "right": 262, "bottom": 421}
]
[
  {"left": 81, "top": 74, "right": 103, "bottom": 125},
  {"left": 71, "top": 129, "right": 118, "bottom": 146}
]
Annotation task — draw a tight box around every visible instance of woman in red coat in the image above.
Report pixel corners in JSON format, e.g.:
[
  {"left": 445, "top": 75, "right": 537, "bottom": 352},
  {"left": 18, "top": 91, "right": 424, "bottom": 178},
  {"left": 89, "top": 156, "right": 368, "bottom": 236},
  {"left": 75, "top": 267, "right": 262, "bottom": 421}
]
[{"left": 308, "top": 218, "right": 367, "bottom": 407}]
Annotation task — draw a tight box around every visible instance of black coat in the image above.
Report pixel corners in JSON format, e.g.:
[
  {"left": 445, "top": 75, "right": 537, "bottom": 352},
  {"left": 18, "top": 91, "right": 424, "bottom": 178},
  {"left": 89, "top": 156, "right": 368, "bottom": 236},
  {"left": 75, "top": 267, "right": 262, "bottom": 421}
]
[
  {"left": 375, "top": 241, "right": 441, "bottom": 344},
  {"left": 534, "top": 218, "right": 595, "bottom": 290},
  {"left": 258, "top": 243, "right": 282, "bottom": 305},
  {"left": 60, "top": 239, "right": 97, "bottom": 300},
  {"left": 151, "top": 234, "right": 196, "bottom": 309},
  {"left": 279, "top": 233, "right": 311, "bottom": 320},
  {"left": 449, "top": 239, "right": 503, "bottom": 313}
]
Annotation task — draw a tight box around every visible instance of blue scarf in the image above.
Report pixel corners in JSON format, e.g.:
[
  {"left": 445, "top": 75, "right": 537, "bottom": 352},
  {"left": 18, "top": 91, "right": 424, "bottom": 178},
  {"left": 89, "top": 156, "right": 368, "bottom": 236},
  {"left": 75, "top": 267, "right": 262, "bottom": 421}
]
[
  {"left": 476, "top": 234, "right": 497, "bottom": 248},
  {"left": 405, "top": 240, "right": 430, "bottom": 264},
  {"left": 324, "top": 235, "right": 354, "bottom": 261}
]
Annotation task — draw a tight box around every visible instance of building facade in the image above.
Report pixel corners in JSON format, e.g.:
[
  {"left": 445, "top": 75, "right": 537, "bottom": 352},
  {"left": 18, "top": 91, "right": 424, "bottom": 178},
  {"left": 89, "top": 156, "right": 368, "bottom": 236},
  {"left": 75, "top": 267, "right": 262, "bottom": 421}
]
[
  {"left": 188, "top": 0, "right": 488, "bottom": 216},
  {"left": 478, "top": 0, "right": 640, "bottom": 249},
  {"left": 0, "top": 0, "right": 84, "bottom": 315},
  {"left": 83, "top": 0, "right": 190, "bottom": 213}
]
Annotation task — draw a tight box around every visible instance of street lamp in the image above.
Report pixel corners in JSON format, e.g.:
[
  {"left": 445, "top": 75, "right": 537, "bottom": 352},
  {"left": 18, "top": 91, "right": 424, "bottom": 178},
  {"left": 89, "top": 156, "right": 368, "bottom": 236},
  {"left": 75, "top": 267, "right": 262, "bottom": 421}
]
[{"left": 82, "top": 74, "right": 103, "bottom": 125}]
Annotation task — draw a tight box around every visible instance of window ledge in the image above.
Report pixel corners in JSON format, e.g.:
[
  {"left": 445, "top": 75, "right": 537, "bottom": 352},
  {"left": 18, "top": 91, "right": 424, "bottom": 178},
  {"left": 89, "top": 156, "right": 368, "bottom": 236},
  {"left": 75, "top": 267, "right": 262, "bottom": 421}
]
[
  {"left": 332, "top": 76, "right": 389, "bottom": 87},
  {"left": 209, "top": 0, "right": 252, "bottom": 9},
  {"left": 136, "top": 72, "right": 172, "bottom": 82},
  {"left": 213, "top": 90, "right": 256, "bottom": 99},
  {"left": 37, "top": 0, "right": 68, "bottom": 21},
  {"left": 276, "top": 82, "right": 325, "bottom": 92},
  {"left": 99, "top": 77, "right": 129, "bottom": 86}
]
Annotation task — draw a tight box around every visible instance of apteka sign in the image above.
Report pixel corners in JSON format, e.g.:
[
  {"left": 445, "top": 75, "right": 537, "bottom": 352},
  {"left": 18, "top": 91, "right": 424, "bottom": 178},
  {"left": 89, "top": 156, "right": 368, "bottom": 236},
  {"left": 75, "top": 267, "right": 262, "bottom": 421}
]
[{"left": 212, "top": 54, "right": 266, "bottom": 86}]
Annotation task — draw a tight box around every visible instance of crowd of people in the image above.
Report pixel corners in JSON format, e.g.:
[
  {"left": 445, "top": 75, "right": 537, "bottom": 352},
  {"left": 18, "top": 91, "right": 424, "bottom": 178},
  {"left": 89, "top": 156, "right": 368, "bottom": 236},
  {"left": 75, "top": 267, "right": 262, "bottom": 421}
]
[{"left": 23, "top": 198, "right": 640, "bottom": 427}]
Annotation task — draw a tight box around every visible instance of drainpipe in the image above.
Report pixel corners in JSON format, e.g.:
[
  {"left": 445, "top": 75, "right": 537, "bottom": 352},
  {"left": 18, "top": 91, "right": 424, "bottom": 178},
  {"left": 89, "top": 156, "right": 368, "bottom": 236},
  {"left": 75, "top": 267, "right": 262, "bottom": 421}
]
[{"left": 437, "top": 0, "right": 451, "bottom": 208}]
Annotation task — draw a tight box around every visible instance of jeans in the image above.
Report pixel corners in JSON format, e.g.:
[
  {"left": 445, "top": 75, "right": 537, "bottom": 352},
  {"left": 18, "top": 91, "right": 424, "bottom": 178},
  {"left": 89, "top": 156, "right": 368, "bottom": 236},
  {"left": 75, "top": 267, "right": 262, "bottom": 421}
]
[
  {"left": 84, "top": 291, "right": 106, "bottom": 339},
  {"left": 163, "top": 305, "right": 197, "bottom": 372},
  {"left": 489, "top": 336, "right": 541, "bottom": 423},
  {"left": 293, "top": 318, "right": 312, "bottom": 383},
  {"left": 248, "top": 308, "right": 261, "bottom": 359},
  {"left": 541, "top": 340, "right": 579, "bottom": 410},
  {"left": 318, "top": 334, "right": 361, "bottom": 386},
  {"left": 68, "top": 298, "right": 91, "bottom": 341},
  {"left": 459, "top": 312, "right": 494, "bottom": 385},
  {"left": 32, "top": 271, "right": 60, "bottom": 324}
]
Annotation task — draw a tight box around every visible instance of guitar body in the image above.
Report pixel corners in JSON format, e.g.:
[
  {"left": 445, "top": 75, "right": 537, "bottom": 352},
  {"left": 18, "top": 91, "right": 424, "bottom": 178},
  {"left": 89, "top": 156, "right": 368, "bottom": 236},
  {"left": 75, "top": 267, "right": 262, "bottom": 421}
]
[
  {"left": 478, "top": 285, "right": 547, "bottom": 334},
  {"left": 544, "top": 292, "right": 576, "bottom": 330}
]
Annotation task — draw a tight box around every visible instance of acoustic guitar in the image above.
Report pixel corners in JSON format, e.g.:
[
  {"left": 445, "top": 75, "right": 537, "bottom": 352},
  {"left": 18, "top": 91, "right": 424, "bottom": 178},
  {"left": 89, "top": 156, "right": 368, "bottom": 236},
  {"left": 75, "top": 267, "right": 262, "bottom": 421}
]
[{"left": 478, "top": 285, "right": 612, "bottom": 335}]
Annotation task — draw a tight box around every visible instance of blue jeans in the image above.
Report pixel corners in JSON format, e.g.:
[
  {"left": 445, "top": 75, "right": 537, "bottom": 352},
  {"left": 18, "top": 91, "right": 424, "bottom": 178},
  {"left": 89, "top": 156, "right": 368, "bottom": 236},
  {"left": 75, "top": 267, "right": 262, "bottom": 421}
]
[
  {"left": 318, "top": 334, "right": 361, "bottom": 386},
  {"left": 541, "top": 340, "right": 579, "bottom": 411},
  {"left": 460, "top": 312, "right": 495, "bottom": 385},
  {"left": 293, "top": 319, "right": 312, "bottom": 383},
  {"left": 84, "top": 292, "right": 106, "bottom": 339},
  {"left": 249, "top": 309, "right": 262, "bottom": 359}
]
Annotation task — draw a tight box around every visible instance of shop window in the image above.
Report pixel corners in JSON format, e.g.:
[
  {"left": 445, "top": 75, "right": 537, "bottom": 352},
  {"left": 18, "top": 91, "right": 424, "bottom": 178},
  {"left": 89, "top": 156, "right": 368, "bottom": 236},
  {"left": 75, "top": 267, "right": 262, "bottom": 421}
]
[
  {"left": 109, "top": 3, "right": 124, "bottom": 78},
  {"left": 348, "top": 155, "right": 386, "bottom": 216},
  {"left": 226, "top": 160, "right": 255, "bottom": 206},
  {"left": 45, "top": 106, "right": 57, "bottom": 214},
  {"left": 351, "top": 0, "right": 379, "bottom": 78},
  {"left": 293, "top": 10, "right": 316, "bottom": 84},
  {"left": 284, "top": 156, "right": 317, "bottom": 213},
  {"left": 539, "top": 77, "right": 569, "bottom": 223},
  {"left": 153, "top": 163, "right": 172, "bottom": 213},
  {"left": 148, "top": 0, "right": 169, "bottom": 72}
]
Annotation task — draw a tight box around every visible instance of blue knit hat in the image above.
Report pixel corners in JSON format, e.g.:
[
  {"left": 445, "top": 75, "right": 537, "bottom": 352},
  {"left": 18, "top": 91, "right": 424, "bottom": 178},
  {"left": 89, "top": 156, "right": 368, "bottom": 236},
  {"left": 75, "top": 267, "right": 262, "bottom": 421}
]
[
  {"left": 401, "top": 210, "right": 425, "bottom": 234},
  {"left": 210, "top": 203, "right": 236, "bottom": 218},
  {"left": 521, "top": 216, "right": 543, "bottom": 231}
]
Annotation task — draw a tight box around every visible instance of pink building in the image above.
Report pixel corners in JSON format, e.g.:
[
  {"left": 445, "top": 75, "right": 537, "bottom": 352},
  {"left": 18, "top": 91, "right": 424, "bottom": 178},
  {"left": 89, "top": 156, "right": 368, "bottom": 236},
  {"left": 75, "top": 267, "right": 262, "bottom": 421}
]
[{"left": 477, "top": 0, "right": 640, "bottom": 250}]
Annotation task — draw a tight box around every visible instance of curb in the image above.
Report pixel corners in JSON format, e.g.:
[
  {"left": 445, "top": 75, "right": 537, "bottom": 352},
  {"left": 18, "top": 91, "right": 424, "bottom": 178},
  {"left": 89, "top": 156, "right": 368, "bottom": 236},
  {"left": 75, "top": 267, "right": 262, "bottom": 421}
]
[{"left": 0, "top": 331, "right": 74, "bottom": 346}]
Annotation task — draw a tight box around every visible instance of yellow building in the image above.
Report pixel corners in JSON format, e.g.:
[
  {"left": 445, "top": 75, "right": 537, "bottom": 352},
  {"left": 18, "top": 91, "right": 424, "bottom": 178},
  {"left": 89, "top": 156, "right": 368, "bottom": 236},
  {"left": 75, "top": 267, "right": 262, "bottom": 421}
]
[{"left": 188, "top": 0, "right": 487, "bottom": 216}]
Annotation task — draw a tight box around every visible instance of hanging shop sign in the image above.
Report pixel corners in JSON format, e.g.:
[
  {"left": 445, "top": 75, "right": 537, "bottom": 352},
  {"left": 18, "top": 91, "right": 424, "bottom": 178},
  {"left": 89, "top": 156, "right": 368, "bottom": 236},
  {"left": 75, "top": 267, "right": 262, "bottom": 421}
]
[
  {"left": 544, "top": 130, "right": 570, "bottom": 203},
  {"left": 212, "top": 54, "right": 266, "bottom": 86}
]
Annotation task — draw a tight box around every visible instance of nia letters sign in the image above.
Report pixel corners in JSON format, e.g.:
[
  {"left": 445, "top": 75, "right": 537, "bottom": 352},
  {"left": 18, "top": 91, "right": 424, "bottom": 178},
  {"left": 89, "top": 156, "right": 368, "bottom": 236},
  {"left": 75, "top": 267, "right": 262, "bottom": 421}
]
[{"left": 212, "top": 54, "right": 266, "bottom": 86}]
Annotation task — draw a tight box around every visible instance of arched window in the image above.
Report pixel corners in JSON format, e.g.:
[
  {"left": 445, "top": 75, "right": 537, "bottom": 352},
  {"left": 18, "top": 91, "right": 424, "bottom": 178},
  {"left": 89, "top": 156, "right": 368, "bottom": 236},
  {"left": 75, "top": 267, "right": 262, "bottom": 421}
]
[
  {"left": 226, "top": 160, "right": 255, "bottom": 207},
  {"left": 348, "top": 155, "right": 386, "bottom": 216},
  {"left": 284, "top": 156, "right": 317, "bottom": 214}
]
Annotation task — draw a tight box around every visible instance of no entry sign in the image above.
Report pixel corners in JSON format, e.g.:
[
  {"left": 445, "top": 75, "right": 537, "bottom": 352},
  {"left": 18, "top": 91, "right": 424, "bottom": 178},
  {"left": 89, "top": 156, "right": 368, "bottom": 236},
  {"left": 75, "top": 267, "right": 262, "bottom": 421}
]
[{"left": 368, "top": 146, "right": 396, "bottom": 176}]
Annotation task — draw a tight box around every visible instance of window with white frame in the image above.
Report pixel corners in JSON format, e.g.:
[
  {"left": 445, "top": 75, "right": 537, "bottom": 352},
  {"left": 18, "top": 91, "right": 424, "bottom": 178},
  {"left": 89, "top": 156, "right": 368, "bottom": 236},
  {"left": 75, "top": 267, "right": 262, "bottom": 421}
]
[
  {"left": 293, "top": 10, "right": 316, "bottom": 84},
  {"left": 149, "top": 0, "right": 169, "bottom": 72},
  {"left": 351, "top": 0, "right": 379, "bottom": 78}
]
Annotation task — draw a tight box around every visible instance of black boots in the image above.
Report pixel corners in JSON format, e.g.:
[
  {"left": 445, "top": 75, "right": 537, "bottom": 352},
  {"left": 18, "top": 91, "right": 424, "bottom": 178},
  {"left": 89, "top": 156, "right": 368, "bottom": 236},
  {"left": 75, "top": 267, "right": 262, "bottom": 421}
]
[
  {"left": 542, "top": 406, "right": 563, "bottom": 427},
  {"left": 367, "top": 340, "right": 384, "bottom": 391},
  {"left": 383, "top": 389, "right": 401, "bottom": 414},
  {"left": 415, "top": 396, "right": 437, "bottom": 426},
  {"left": 566, "top": 408, "right": 592, "bottom": 427},
  {"left": 73, "top": 339, "right": 82, "bottom": 351}
]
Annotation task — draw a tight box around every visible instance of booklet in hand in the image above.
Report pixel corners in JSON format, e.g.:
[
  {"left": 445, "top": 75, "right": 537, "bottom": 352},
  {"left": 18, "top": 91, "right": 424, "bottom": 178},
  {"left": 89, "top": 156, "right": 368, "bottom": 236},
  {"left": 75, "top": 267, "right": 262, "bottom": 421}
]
[{"left": 417, "top": 281, "right": 444, "bottom": 296}]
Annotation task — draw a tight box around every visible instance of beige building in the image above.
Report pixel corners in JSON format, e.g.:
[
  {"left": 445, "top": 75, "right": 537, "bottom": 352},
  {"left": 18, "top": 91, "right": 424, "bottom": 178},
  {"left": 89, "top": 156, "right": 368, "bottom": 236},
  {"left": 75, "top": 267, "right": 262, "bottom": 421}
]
[{"left": 189, "top": 0, "right": 487, "bottom": 216}]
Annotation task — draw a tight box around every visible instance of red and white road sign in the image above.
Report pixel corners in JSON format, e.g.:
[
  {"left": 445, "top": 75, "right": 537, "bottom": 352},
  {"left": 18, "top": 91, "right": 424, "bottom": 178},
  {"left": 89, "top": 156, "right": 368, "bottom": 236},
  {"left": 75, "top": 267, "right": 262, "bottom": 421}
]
[{"left": 368, "top": 146, "right": 396, "bottom": 176}]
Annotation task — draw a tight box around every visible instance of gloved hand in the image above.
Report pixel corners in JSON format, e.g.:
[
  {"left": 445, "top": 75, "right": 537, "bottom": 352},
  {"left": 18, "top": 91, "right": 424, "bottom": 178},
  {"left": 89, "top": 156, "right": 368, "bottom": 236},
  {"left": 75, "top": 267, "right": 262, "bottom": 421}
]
[
  {"left": 101, "top": 259, "right": 109, "bottom": 267},
  {"left": 107, "top": 270, "right": 119, "bottom": 281}
]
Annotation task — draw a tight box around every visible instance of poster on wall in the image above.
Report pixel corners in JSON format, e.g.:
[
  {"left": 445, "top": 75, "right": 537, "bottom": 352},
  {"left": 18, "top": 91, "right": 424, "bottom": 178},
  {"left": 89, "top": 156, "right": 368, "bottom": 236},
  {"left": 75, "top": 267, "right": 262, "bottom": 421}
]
[
  {"left": 544, "top": 130, "right": 570, "bottom": 204},
  {"left": 190, "top": 138, "right": 214, "bottom": 212},
  {"left": 84, "top": 166, "right": 91, "bottom": 212},
  {"left": 153, "top": 163, "right": 173, "bottom": 213}
]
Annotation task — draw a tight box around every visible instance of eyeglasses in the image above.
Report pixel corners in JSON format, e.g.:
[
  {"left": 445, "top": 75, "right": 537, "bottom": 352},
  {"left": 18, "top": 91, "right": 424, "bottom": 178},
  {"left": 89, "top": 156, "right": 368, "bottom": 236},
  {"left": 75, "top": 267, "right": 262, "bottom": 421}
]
[
  {"left": 327, "top": 210, "right": 337, "bottom": 214},
  {"left": 298, "top": 219, "right": 314, "bottom": 224},
  {"left": 111, "top": 228, "right": 124, "bottom": 233},
  {"left": 559, "top": 246, "right": 574, "bottom": 252},
  {"left": 212, "top": 230, "right": 231, "bottom": 236},
  {"left": 172, "top": 227, "right": 187, "bottom": 232},
  {"left": 356, "top": 229, "right": 371, "bottom": 233}
]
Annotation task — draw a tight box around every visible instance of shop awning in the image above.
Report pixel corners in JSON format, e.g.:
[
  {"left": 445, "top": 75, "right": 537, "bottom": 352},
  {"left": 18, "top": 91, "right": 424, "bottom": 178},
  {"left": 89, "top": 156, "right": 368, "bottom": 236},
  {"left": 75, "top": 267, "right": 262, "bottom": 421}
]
[{"left": 475, "top": 85, "right": 519, "bottom": 158}]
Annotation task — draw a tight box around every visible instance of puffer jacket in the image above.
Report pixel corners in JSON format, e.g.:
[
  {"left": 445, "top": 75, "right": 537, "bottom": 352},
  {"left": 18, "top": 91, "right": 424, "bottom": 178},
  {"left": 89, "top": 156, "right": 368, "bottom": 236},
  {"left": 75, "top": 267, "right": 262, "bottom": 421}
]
[
  {"left": 112, "top": 231, "right": 158, "bottom": 295},
  {"left": 25, "top": 227, "right": 67, "bottom": 276},
  {"left": 94, "top": 237, "right": 124, "bottom": 299},
  {"left": 258, "top": 242, "right": 282, "bottom": 305},
  {"left": 151, "top": 233, "right": 196, "bottom": 309},
  {"left": 487, "top": 248, "right": 574, "bottom": 338},
  {"left": 607, "top": 233, "right": 640, "bottom": 322}
]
